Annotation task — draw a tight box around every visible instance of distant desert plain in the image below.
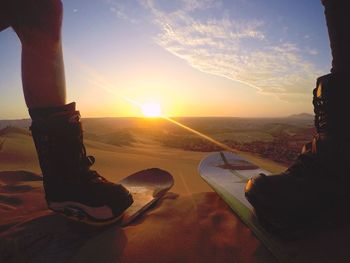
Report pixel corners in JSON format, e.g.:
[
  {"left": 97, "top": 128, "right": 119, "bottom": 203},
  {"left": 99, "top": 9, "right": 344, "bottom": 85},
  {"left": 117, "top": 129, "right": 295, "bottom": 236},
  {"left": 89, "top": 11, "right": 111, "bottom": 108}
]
[{"left": 0, "top": 116, "right": 314, "bottom": 263}]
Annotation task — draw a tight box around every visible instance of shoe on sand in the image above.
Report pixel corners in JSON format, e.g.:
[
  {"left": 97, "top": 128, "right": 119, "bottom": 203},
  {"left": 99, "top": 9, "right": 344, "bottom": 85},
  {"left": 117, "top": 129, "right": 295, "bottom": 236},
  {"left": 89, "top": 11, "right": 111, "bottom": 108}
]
[{"left": 29, "top": 103, "right": 133, "bottom": 224}]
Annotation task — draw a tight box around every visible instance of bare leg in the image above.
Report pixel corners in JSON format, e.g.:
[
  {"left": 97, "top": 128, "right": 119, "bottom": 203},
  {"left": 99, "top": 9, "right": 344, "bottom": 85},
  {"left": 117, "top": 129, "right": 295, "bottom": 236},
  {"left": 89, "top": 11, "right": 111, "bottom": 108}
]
[
  {"left": 322, "top": 0, "right": 350, "bottom": 74},
  {"left": 0, "top": 2, "right": 10, "bottom": 32},
  {"left": 1, "top": 0, "right": 134, "bottom": 224},
  {"left": 21, "top": 36, "right": 66, "bottom": 108},
  {"left": 5, "top": 0, "right": 66, "bottom": 108}
]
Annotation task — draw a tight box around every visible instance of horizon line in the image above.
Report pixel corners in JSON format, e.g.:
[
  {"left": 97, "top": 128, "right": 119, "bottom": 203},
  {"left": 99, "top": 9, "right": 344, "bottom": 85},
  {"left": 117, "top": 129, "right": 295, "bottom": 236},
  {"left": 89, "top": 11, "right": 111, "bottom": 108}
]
[{"left": 0, "top": 113, "right": 314, "bottom": 121}]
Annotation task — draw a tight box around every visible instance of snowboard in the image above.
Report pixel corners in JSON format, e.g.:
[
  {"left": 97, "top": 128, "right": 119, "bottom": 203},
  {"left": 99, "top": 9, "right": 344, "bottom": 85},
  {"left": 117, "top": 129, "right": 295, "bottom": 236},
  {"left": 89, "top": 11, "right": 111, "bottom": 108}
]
[
  {"left": 57, "top": 168, "right": 174, "bottom": 226},
  {"left": 199, "top": 151, "right": 350, "bottom": 263}
]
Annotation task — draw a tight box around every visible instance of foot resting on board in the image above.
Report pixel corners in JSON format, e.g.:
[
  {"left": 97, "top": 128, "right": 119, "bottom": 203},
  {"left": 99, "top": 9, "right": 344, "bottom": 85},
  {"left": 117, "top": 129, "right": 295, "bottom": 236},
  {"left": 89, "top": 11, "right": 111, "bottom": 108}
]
[
  {"left": 245, "top": 74, "right": 350, "bottom": 233},
  {"left": 29, "top": 103, "right": 133, "bottom": 225}
]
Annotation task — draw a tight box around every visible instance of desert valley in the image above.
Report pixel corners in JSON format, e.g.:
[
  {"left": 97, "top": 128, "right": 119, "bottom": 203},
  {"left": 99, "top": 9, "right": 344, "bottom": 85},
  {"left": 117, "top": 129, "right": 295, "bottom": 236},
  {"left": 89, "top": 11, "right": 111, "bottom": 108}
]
[{"left": 1, "top": 115, "right": 315, "bottom": 262}]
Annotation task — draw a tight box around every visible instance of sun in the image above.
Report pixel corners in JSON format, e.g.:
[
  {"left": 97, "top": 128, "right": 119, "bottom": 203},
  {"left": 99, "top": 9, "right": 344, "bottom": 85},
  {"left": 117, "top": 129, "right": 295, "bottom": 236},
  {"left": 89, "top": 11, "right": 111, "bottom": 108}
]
[{"left": 141, "top": 102, "right": 162, "bottom": 118}]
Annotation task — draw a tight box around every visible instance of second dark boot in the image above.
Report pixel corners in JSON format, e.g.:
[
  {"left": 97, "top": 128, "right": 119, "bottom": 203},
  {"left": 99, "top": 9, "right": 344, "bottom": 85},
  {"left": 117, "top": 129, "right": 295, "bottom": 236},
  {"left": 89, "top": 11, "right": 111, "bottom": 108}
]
[{"left": 245, "top": 74, "right": 350, "bottom": 233}]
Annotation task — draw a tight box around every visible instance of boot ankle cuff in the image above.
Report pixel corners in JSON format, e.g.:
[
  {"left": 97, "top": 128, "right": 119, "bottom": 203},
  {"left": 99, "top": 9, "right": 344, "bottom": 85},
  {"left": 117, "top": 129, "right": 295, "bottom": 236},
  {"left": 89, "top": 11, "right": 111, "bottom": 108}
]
[{"left": 29, "top": 102, "right": 76, "bottom": 121}]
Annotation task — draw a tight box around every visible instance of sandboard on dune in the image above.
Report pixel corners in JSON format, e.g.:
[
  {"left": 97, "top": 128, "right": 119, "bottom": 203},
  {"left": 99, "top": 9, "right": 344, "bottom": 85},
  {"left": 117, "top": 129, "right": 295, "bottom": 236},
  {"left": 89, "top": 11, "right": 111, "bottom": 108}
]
[
  {"left": 119, "top": 168, "right": 174, "bottom": 226},
  {"left": 199, "top": 151, "right": 350, "bottom": 263},
  {"left": 57, "top": 168, "right": 174, "bottom": 226}
]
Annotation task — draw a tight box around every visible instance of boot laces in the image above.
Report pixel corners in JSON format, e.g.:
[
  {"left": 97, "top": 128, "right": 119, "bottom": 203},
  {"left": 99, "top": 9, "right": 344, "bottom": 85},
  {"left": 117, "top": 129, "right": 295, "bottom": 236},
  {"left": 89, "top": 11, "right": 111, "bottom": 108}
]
[
  {"left": 79, "top": 140, "right": 108, "bottom": 184},
  {"left": 286, "top": 137, "right": 322, "bottom": 177},
  {"left": 313, "top": 89, "right": 327, "bottom": 133}
]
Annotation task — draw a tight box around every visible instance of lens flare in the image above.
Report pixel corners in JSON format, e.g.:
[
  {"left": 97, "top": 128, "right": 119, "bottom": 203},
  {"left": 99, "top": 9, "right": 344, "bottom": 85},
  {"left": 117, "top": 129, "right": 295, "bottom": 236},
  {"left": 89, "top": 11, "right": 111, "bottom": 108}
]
[{"left": 141, "top": 102, "right": 162, "bottom": 117}]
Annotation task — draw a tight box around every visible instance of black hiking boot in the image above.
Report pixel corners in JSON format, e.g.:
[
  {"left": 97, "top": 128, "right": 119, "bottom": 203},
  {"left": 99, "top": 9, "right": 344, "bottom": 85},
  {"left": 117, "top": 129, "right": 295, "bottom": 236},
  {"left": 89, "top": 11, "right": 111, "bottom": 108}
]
[
  {"left": 245, "top": 74, "right": 350, "bottom": 234},
  {"left": 29, "top": 103, "right": 133, "bottom": 225}
]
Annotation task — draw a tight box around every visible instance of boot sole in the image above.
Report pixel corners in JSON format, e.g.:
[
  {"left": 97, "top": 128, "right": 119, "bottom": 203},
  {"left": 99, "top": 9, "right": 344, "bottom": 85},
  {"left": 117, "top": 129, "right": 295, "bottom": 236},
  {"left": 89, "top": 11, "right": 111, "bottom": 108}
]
[{"left": 48, "top": 201, "right": 124, "bottom": 226}]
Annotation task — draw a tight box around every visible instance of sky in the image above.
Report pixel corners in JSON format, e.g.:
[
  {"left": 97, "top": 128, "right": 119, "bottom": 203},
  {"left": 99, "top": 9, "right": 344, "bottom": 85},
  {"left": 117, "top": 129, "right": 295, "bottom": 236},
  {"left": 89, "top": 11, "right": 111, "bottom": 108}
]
[{"left": 0, "top": 0, "right": 330, "bottom": 119}]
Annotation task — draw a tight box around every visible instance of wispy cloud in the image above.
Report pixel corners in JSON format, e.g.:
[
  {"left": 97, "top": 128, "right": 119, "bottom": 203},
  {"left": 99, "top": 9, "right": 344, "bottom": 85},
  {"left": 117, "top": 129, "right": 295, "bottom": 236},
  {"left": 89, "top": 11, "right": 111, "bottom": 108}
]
[
  {"left": 306, "top": 48, "right": 319, "bottom": 56},
  {"left": 109, "top": 0, "right": 326, "bottom": 101},
  {"left": 180, "top": 0, "right": 222, "bottom": 11},
  {"left": 106, "top": 0, "right": 138, "bottom": 23}
]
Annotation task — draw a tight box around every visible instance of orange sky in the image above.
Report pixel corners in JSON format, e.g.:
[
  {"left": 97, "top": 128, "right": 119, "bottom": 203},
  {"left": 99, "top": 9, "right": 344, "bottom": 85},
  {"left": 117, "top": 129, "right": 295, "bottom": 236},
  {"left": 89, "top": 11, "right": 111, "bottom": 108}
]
[{"left": 0, "top": 0, "right": 330, "bottom": 119}]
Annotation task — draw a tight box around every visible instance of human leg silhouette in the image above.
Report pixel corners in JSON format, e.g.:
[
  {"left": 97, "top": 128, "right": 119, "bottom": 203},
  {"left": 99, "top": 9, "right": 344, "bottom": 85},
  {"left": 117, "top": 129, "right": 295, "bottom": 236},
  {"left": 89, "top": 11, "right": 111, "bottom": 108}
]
[
  {"left": 0, "top": 0, "right": 133, "bottom": 224},
  {"left": 245, "top": 0, "right": 350, "bottom": 232}
]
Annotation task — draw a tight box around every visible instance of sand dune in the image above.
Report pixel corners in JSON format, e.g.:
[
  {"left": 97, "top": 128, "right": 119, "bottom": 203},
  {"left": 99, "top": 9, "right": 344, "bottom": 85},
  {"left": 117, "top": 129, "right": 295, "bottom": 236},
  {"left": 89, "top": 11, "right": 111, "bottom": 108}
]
[
  {"left": 2, "top": 119, "right": 350, "bottom": 262},
  {"left": 0, "top": 126, "right": 285, "bottom": 262},
  {"left": 0, "top": 126, "right": 285, "bottom": 195},
  {"left": 0, "top": 179, "right": 275, "bottom": 263}
]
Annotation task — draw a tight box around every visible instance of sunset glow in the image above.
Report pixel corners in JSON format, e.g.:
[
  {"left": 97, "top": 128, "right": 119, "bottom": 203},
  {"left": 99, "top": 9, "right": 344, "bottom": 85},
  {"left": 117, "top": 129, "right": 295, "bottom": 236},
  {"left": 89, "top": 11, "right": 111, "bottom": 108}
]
[
  {"left": 0, "top": 0, "right": 329, "bottom": 119},
  {"left": 141, "top": 102, "right": 162, "bottom": 118}
]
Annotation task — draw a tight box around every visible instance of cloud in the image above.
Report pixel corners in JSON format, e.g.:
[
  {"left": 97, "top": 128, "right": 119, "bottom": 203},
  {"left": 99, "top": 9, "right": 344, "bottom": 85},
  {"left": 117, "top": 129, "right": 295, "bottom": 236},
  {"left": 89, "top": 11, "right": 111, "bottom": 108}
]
[
  {"left": 141, "top": 0, "right": 327, "bottom": 101},
  {"left": 306, "top": 48, "right": 319, "bottom": 56},
  {"left": 106, "top": 0, "right": 138, "bottom": 23},
  {"left": 180, "top": 0, "right": 222, "bottom": 11},
  {"left": 109, "top": 0, "right": 326, "bottom": 101}
]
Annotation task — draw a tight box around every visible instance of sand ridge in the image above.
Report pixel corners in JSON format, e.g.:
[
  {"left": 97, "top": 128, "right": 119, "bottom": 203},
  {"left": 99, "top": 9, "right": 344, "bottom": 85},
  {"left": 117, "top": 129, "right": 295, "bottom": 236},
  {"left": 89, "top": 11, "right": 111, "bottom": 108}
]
[
  {"left": 0, "top": 180, "right": 275, "bottom": 263},
  {"left": 0, "top": 124, "right": 282, "bottom": 262}
]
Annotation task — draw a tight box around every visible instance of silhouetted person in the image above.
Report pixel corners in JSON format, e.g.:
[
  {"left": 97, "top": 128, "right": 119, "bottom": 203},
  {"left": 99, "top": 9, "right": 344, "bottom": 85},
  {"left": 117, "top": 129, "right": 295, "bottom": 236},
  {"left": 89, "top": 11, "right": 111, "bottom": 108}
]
[
  {"left": 245, "top": 0, "right": 350, "bottom": 232},
  {"left": 0, "top": 0, "right": 133, "bottom": 224},
  {"left": 1, "top": 0, "right": 348, "bottom": 230}
]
